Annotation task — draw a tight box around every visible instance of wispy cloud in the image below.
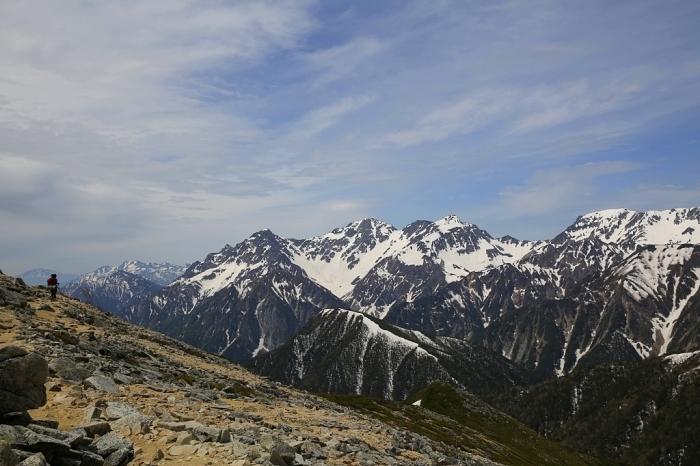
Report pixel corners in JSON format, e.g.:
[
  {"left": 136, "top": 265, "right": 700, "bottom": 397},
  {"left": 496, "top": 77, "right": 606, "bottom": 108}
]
[{"left": 1, "top": 0, "right": 699, "bottom": 273}]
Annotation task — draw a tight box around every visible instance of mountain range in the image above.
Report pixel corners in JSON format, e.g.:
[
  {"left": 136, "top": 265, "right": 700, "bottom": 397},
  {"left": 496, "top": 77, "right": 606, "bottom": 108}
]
[
  {"left": 62, "top": 260, "right": 187, "bottom": 315},
  {"left": 124, "top": 207, "right": 700, "bottom": 377},
  {"left": 15, "top": 269, "right": 79, "bottom": 286}
]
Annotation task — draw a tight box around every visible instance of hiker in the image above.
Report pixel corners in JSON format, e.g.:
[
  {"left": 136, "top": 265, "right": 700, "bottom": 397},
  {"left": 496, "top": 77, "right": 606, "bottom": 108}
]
[{"left": 47, "top": 273, "right": 59, "bottom": 300}]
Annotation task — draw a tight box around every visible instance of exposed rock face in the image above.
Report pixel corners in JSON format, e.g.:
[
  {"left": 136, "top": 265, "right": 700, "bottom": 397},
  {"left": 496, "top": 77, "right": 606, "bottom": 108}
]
[
  {"left": 0, "top": 346, "right": 48, "bottom": 414},
  {"left": 248, "top": 308, "right": 530, "bottom": 400},
  {"left": 62, "top": 270, "right": 162, "bottom": 317}
]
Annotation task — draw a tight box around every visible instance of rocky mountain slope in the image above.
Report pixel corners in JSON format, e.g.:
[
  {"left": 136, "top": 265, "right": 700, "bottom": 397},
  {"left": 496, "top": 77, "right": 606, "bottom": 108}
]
[
  {"left": 247, "top": 308, "right": 530, "bottom": 401},
  {"left": 0, "top": 270, "right": 607, "bottom": 466},
  {"left": 392, "top": 243, "right": 700, "bottom": 380}
]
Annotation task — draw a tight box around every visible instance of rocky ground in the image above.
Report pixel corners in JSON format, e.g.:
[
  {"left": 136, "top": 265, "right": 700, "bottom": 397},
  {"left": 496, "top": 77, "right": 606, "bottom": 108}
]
[{"left": 0, "top": 271, "right": 497, "bottom": 466}]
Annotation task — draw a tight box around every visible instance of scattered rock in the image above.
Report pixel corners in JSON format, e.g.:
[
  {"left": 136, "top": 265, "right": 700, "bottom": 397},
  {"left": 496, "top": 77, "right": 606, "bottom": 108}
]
[
  {"left": 0, "top": 425, "right": 72, "bottom": 454},
  {"left": 103, "top": 447, "right": 133, "bottom": 466},
  {"left": 83, "top": 376, "right": 119, "bottom": 394},
  {"left": 72, "top": 422, "right": 111, "bottom": 438},
  {"left": 168, "top": 445, "right": 198, "bottom": 457},
  {"left": 150, "top": 449, "right": 164, "bottom": 462}
]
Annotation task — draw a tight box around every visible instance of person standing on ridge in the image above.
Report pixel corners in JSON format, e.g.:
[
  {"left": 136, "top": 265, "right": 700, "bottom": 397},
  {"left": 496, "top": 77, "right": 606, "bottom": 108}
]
[{"left": 47, "top": 273, "right": 59, "bottom": 300}]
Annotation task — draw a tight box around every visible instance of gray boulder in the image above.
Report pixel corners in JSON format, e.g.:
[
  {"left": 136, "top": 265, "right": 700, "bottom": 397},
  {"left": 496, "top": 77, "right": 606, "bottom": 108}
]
[
  {"left": 51, "top": 449, "right": 104, "bottom": 466},
  {"left": 103, "top": 448, "right": 132, "bottom": 466},
  {"left": 48, "top": 358, "right": 91, "bottom": 382},
  {"left": 0, "top": 440, "right": 19, "bottom": 466},
  {"left": 89, "top": 433, "right": 133, "bottom": 457},
  {"left": 72, "top": 422, "right": 111, "bottom": 439},
  {"left": 0, "top": 425, "right": 71, "bottom": 454},
  {"left": 0, "top": 346, "right": 48, "bottom": 415},
  {"left": 109, "top": 413, "right": 154, "bottom": 434},
  {"left": 259, "top": 434, "right": 296, "bottom": 464},
  {"left": 83, "top": 376, "right": 118, "bottom": 394},
  {"left": 25, "top": 425, "right": 85, "bottom": 448},
  {"left": 0, "top": 287, "right": 28, "bottom": 309},
  {"left": 103, "top": 402, "right": 138, "bottom": 420}
]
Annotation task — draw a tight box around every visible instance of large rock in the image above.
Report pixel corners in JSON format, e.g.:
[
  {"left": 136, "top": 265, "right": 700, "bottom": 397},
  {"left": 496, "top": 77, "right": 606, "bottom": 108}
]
[
  {"left": 103, "top": 402, "right": 138, "bottom": 421},
  {"left": 0, "top": 287, "right": 28, "bottom": 309},
  {"left": 259, "top": 435, "right": 296, "bottom": 464},
  {"left": 103, "top": 448, "right": 132, "bottom": 466},
  {"left": 83, "top": 376, "right": 118, "bottom": 394},
  {"left": 89, "top": 433, "right": 133, "bottom": 457},
  {"left": 52, "top": 449, "right": 105, "bottom": 466},
  {"left": 0, "top": 425, "right": 71, "bottom": 454},
  {"left": 0, "top": 440, "right": 19, "bottom": 466},
  {"left": 0, "top": 346, "right": 48, "bottom": 415},
  {"left": 48, "top": 358, "right": 91, "bottom": 382},
  {"left": 109, "top": 413, "right": 154, "bottom": 434}
]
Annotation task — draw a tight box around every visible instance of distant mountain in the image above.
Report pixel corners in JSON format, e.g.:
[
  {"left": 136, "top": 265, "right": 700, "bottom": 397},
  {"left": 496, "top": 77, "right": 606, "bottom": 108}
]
[
  {"left": 62, "top": 260, "right": 185, "bottom": 316},
  {"left": 129, "top": 207, "right": 700, "bottom": 375},
  {"left": 99, "top": 260, "right": 188, "bottom": 286},
  {"left": 15, "top": 269, "right": 79, "bottom": 286},
  {"left": 127, "top": 215, "right": 538, "bottom": 361},
  {"left": 386, "top": 209, "right": 700, "bottom": 378},
  {"left": 125, "top": 231, "right": 348, "bottom": 362},
  {"left": 246, "top": 308, "right": 530, "bottom": 400},
  {"left": 62, "top": 269, "right": 162, "bottom": 316}
]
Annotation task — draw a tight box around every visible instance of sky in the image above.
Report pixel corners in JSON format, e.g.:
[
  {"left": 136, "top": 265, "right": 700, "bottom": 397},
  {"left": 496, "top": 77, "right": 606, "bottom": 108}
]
[{"left": 1, "top": 0, "right": 700, "bottom": 275}]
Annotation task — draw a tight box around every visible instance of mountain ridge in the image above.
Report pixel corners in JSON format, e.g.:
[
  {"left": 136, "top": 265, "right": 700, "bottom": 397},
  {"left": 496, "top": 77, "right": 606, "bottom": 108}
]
[{"left": 127, "top": 207, "right": 700, "bottom": 368}]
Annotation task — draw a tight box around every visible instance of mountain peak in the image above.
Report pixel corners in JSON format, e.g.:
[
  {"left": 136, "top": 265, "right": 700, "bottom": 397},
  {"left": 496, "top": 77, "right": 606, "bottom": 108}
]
[{"left": 437, "top": 214, "right": 463, "bottom": 225}]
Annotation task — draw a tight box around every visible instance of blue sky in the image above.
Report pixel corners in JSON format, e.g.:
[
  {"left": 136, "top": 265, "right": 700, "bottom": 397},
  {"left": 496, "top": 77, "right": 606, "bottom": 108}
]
[{"left": 1, "top": 0, "right": 699, "bottom": 275}]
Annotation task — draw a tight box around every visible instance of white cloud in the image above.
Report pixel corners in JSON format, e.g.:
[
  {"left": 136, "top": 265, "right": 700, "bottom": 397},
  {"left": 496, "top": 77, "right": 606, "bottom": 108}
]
[
  {"left": 497, "top": 161, "right": 644, "bottom": 216},
  {"left": 1, "top": 0, "right": 699, "bottom": 274}
]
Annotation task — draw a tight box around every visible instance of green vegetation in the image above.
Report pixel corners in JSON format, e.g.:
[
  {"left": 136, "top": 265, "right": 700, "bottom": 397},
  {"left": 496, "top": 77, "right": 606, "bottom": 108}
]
[
  {"left": 489, "top": 355, "right": 700, "bottom": 465},
  {"left": 225, "top": 383, "right": 259, "bottom": 398},
  {"left": 209, "top": 381, "right": 226, "bottom": 390},
  {"left": 322, "top": 382, "right": 610, "bottom": 466},
  {"left": 174, "top": 373, "right": 196, "bottom": 385}
]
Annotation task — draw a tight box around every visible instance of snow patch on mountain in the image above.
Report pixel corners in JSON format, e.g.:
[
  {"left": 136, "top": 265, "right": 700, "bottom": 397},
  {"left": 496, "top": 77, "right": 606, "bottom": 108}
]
[{"left": 565, "top": 208, "right": 700, "bottom": 248}]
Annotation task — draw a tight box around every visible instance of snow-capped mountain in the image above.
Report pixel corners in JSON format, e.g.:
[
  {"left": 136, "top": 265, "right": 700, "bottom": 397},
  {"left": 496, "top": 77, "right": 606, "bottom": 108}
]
[
  {"left": 15, "top": 269, "right": 79, "bottom": 286},
  {"left": 127, "top": 216, "right": 538, "bottom": 361},
  {"left": 89, "top": 260, "right": 187, "bottom": 286},
  {"left": 62, "top": 270, "right": 162, "bottom": 315},
  {"left": 62, "top": 260, "right": 185, "bottom": 315},
  {"left": 558, "top": 208, "right": 700, "bottom": 248},
  {"left": 127, "top": 207, "right": 700, "bottom": 371},
  {"left": 287, "top": 216, "right": 538, "bottom": 317},
  {"left": 247, "top": 308, "right": 529, "bottom": 400},
  {"left": 388, "top": 210, "right": 700, "bottom": 378},
  {"left": 126, "top": 230, "right": 347, "bottom": 362}
]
